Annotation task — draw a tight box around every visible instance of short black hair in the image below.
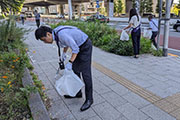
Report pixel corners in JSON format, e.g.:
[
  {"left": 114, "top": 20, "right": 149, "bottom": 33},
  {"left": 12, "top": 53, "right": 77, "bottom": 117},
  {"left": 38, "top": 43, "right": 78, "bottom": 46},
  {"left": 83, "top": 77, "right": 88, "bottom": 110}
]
[
  {"left": 35, "top": 26, "right": 53, "bottom": 40},
  {"left": 148, "top": 15, "right": 153, "bottom": 20}
]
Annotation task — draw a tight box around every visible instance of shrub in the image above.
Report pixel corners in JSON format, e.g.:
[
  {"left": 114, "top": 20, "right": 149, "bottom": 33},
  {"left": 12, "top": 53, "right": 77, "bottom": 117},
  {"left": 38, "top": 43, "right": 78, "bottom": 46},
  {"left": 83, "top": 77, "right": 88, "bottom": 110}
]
[
  {"left": 151, "top": 49, "right": 163, "bottom": 56},
  {"left": 0, "top": 17, "right": 28, "bottom": 52},
  {"left": 0, "top": 18, "right": 32, "bottom": 120},
  {"left": 51, "top": 21, "right": 162, "bottom": 56}
]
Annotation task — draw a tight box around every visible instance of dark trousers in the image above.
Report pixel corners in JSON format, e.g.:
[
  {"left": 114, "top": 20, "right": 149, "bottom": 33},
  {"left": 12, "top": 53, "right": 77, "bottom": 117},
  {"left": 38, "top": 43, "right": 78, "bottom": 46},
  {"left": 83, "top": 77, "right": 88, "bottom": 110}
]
[
  {"left": 151, "top": 31, "right": 158, "bottom": 48},
  {"left": 72, "top": 39, "right": 93, "bottom": 101},
  {"left": 36, "top": 19, "right": 40, "bottom": 28},
  {"left": 21, "top": 17, "right": 24, "bottom": 25},
  {"left": 131, "top": 28, "right": 141, "bottom": 55}
]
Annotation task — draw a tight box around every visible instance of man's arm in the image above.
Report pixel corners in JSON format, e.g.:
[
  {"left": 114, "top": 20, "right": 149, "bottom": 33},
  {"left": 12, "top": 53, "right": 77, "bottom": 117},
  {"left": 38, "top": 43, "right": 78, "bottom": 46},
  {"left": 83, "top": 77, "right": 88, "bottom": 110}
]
[
  {"left": 63, "top": 47, "right": 69, "bottom": 53},
  {"left": 70, "top": 53, "right": 77, "bottom": 62}
]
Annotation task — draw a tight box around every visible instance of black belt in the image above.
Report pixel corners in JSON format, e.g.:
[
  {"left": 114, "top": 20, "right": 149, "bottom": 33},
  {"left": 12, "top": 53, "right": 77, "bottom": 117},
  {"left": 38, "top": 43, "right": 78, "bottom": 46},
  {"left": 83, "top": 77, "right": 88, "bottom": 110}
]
[{"left": 79, "top": 38, "right": 89, "bottom": 48}]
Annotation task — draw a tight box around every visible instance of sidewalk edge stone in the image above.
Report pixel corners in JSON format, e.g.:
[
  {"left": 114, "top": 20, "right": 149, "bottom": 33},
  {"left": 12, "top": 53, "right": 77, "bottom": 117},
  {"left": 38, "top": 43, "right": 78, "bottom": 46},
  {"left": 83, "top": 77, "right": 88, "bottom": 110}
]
[{"left": 22, "top": 68, "right": 51, "bottom": 120}]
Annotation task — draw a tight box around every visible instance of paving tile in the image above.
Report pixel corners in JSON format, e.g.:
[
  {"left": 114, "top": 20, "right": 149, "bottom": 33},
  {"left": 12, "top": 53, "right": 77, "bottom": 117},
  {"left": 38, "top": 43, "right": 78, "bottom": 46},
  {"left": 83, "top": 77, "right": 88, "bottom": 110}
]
[
  {"left": 141, "top": 104, "right": 176, "bottom": 120},
  {"left": 165, "top": 81, "right": 180, "bottom": 90},
  {"left": 129, "top": 77, "right": 153, "bottom": 88},
  {"left": 93, "top": 80, "right": 112, "bottom": 94},
  {"left": 154, "top": 99, "right": 179, "bottom": 113},
  {"left": 122, "top": 92, "right": 150, "bottom": 109},
  {"left": 170, "top": 108, "right": 180, "bottom": 119},
  {"left": 146, "top": 86, "right": 174, "bottom": 98},
  {"left": 101, "top": 91, "right": 127, "bottom": 108},
  {"left": 92, "top": 68, "right": 106, "bottom": 78},
  {"left": 45, "top": 89, "right": 62, "bottom": 102},
  {"left": 148, "top": 74, "right": 169, "bottom": 82},
  {"left": 38, "top": 73, "right": 54, "bottom": 90},
  {"left": 87, "top": 116, "right": 102, "bottom": 120},
  {"left": 109, "top": 83, "right": 130, "bottom": 96},
  {"left": 116, "top": 103, "right": 148, "bottom": 120},
  {"left": 92, "top": 102, "right": 122, "bottom": 120},
  {"left": 48, "top": 100, "right": 71, "bottom": 120},
  {"left": 115, "top": 116, "right": 129, "bottom": 120},
  {"left": 67, "top": 102, "right": 96, "bottom": 120},
  {"left": 146, "top": 118, "right": 153, "bottom": 120},
  {"left": 148, "top": 80, "right": 171, "bottom": 90},
  {"left": 92, "top": 91, "right": 106, "bottom": 106},
  {"left": 97, "top": 75, "right": 117, "bottom": 86},
  {"left": 60, "top": 114, "right": 76, "bottom": 120},
  {"left": 61, "top": 96, "right": 84, "bottom": 106}
]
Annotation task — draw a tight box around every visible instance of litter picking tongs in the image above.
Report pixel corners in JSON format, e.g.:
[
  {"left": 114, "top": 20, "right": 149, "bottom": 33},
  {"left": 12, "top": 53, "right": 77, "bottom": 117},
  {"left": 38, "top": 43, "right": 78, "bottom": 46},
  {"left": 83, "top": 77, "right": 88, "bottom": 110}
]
[{"left": 54, "top": 61, "right": 65, "bottom": 79}]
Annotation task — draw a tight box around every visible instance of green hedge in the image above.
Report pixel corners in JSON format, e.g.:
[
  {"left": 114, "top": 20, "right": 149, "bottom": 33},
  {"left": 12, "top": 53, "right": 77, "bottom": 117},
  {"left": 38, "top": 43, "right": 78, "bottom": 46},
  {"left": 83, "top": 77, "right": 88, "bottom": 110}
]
[
  {"left": 51, "top": 21, "right": 161, "bottom": 56},
  {"left": 0, "top": 15, "right": 4, "bottom": 19}
]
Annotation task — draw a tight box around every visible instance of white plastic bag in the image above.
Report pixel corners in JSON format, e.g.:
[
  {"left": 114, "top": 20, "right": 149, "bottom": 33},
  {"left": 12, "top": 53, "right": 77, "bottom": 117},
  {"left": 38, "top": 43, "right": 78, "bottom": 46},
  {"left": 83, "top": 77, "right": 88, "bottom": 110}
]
[
  {"left": 55, "top": 69, "right": 84, "bottom": 97},
  {"left": 151, "top": 43, "right": 157, "bottom": 50},
  {"left": 120, "top": 30, "right": 129, "bottom": 41},
  {"left": 143, "top": 29, "right": 152, "bottom": 39}
]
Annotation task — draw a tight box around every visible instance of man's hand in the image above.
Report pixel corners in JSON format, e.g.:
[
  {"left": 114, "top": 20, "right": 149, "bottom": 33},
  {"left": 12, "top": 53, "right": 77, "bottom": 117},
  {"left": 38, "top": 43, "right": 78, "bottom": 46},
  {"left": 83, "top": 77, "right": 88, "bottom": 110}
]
[
  {"left": 61, "top": 52, "right": 67, "bottom": 61},
  {"left": 65, "top": 62, "right": 72, "bottom": 70}
]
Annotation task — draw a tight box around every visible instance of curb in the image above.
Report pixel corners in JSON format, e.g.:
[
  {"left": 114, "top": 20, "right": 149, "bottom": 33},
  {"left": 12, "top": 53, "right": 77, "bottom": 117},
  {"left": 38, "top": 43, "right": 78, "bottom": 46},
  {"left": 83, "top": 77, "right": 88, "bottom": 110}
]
[{"left": 22, "top": 68, "right": 50, "bottom": 120}]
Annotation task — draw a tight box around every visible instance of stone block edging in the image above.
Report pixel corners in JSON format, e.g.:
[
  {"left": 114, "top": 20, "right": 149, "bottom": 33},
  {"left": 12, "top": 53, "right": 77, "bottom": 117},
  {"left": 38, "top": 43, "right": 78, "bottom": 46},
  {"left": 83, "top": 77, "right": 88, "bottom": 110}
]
[{"left": 22, "top": 68, "right": 50, "bottom": 120}]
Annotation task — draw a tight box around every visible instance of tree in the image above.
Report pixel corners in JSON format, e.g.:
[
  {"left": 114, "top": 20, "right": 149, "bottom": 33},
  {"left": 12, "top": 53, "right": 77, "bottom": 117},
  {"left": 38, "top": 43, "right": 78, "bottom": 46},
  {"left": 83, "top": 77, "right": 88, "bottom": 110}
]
[
  {"left": 146, "top": 0, "right": 153, "bottom": 13},
  {"left": 132, "top": 0, "right": 136, "bottom": 8},
  {"left": 140, "top": 0, "right": 145, "bottom": 14},
  {"left": 140, "top": 0, "right": 153, "bottom": 15},
  {"left": 0, "top": 0, "right": 24, "bottom": 14},
  {"left": 177, "top": 0, "right": 180, "bottom": 9},
  {"left": 114, "top": 0, "right": 123, "bottom": 16},
  {"left": 156, "top": 0, "right": 166, "bottom": 14}
]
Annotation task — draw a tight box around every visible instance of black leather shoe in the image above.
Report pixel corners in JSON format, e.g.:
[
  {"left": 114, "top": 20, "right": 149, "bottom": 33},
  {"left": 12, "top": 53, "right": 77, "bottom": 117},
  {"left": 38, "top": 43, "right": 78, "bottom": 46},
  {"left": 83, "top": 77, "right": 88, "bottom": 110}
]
[
  {"left": 80, "top": 100, "right": 93, "bottom": 111},
  {"left": 134, "top": 55, "right": 139, "bottom": 58},
  {"left": 64, "top": 93, "right": 82, "bottom": 99}
]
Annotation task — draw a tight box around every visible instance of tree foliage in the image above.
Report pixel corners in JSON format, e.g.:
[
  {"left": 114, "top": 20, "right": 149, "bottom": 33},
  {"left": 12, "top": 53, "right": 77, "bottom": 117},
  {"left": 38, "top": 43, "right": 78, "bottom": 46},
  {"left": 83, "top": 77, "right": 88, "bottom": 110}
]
[
  {"left": 177, "top": 0, "right": 180, "bottom": 9},
  {"left": 156, "top": 0, "right": 166, "bottom": 14},
  {"left": 114, "top": 0, "right": 123, "bottom": 16},
  {"left": 0, "top": 0, "right": 24, "bottom": 14},
  {"left": 140, "top": 0, "right": 153, "bottom": 14},
  {"left": 132, "top": 0, "right": 152, "bottom": 14},
  {"left": 132, "top": 0, "right": 136, "bottom": 8}
]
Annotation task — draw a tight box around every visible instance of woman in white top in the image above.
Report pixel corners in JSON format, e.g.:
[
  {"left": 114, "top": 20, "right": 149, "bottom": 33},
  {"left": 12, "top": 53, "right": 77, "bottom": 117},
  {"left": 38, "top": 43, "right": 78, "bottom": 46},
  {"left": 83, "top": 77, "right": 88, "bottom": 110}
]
[{"left": 124, "top": 8, "right": 141, "bottom": 58}]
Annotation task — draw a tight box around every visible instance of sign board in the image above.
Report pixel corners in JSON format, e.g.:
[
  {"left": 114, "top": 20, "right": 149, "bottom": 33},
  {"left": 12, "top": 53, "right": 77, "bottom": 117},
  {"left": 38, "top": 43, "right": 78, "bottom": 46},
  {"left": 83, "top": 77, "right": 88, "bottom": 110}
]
[
  {"left": 96, "top": 5, "right": 100, "bottom": 8},
  {"left": 96, "top": 0, "right": 100, "bottom": 8}
]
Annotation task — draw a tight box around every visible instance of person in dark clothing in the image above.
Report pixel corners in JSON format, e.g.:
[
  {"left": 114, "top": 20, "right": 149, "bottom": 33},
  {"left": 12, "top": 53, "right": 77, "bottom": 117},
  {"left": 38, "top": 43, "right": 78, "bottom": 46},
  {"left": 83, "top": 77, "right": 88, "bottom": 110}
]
[
  {"left": 20, "top": 12, "right": 25, "bottom": 25},
  {"left": 148, "top": 15, "right": 158, "bottom": 49},
  {"left": 123, "top": 8, "right": 141, "bottom": 58},
  {"left": 35, "top": 25, "right": 93, "bottom": 112},
  {"left": 34, "top": 10, "right": 40, "bottom": 28}
]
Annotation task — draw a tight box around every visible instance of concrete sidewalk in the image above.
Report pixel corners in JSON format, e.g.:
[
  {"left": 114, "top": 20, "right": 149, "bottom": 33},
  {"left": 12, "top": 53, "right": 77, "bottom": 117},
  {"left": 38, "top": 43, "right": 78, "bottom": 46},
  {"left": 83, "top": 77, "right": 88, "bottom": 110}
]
[{"left": 23, "top": 23, "right": 180, "bottom": 120}]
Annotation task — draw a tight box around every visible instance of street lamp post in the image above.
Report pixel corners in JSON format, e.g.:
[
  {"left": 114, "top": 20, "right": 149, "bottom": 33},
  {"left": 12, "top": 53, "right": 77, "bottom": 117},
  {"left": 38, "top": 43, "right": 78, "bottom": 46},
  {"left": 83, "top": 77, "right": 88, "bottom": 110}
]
[
  {"left": 163, "top": 0, "right": 171, "bottom": 56},
  {"left": 157, "top": 0, "right": 163, "bottom": 50}
]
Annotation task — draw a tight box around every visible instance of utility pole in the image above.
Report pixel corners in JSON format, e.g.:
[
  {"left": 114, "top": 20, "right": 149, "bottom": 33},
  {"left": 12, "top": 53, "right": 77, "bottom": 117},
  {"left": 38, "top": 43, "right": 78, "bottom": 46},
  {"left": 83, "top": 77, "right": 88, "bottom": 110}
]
[
  {"left": 163, "top": 0, "right": 171, "bottom": 56},
  {"left": 157, "top": 0, "right": 163, "bottom": 50},
  {"left": 68, "top": 0, "right": 73, "bottom": 20}
]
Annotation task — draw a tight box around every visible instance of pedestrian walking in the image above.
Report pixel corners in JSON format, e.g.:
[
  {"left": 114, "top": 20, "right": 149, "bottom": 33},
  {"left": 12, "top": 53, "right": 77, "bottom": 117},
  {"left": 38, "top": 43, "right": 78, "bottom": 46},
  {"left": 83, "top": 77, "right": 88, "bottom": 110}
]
[
  {"left": 20, "top": 12, "right": 25, "bottom": 25},
  {"left": 148, "top": 15, "right": 158, "bottom": 48},
  {"left": 124, "top": 8, "right": 141, "bottom": 58},
  {"left": 34, "top": 10, "right": 40, "bottom": 28},
  {"left": 35, "top": 25, "right": 93, "bottom": 112}
]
